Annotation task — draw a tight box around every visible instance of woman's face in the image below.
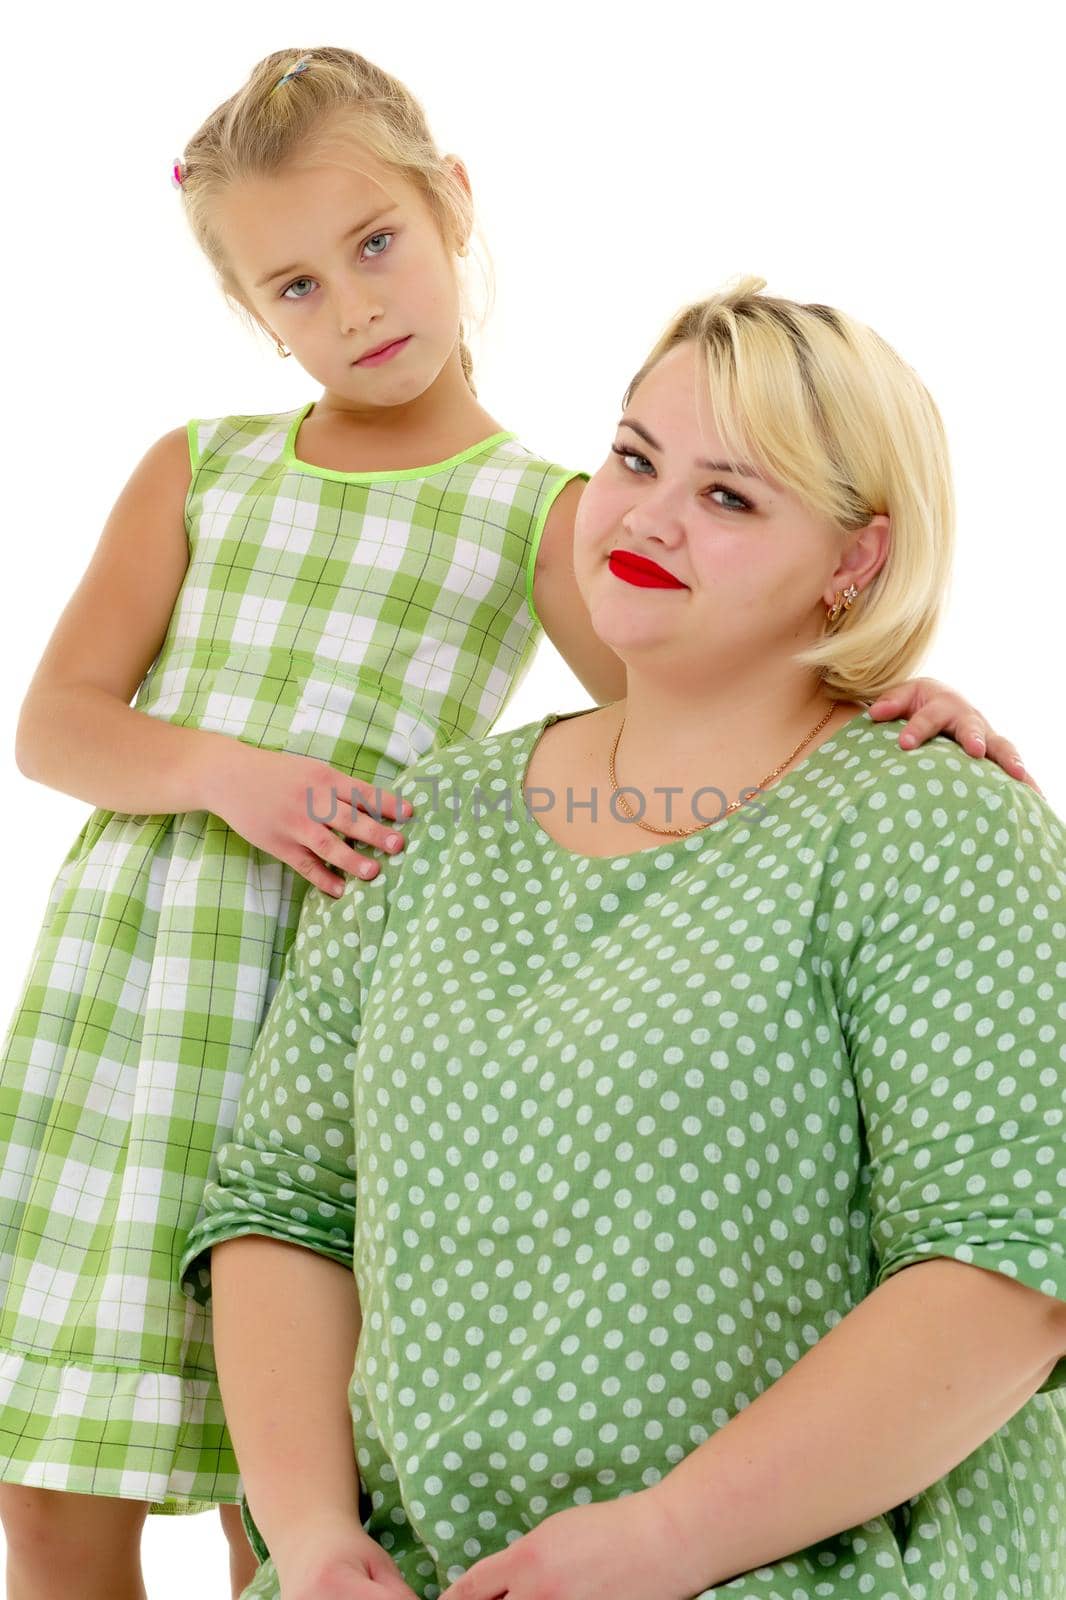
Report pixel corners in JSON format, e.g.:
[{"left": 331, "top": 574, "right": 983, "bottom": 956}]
[{"left": 573, "top": 340, "right": 877, "bottom": 678}]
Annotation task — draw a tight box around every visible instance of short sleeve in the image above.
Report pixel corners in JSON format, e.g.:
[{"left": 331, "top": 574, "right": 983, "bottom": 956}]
[
  {"left": 178, "top": 878, "right": 370, "bottom": 1305},
  {"left": 825, "top": 760, "right": 1066, "bottom": 1394}
]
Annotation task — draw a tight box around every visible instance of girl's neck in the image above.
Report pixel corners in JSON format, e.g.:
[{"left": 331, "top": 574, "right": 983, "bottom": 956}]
[{"left": 306, "top": 348, "right": 503, "bottom": 470}]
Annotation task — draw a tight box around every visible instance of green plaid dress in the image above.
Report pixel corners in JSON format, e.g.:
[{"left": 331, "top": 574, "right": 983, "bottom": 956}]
[{"left": 0, "top": 403, "right": 583, "bottom": 1516}]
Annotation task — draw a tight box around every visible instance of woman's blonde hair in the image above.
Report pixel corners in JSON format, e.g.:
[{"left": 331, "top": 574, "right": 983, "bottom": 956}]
[
  {"left": 625, "top": 276, "right": 954, "bottom": 701},
  {"left": 174, "top": 46, "right": 489, "bottom": 393}
]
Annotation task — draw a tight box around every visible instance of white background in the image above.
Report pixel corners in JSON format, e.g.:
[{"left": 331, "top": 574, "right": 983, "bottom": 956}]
[{"left": 2, "top": 1, "right": 1062, "bottom": 1592}]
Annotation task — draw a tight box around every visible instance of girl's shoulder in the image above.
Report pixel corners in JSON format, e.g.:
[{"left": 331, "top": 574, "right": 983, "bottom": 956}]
[{"left": 186, "top": 405, "right": 304, "bottom": 475}]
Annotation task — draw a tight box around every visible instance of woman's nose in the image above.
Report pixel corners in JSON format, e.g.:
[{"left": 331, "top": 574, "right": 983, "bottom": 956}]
[{"left": 622, "top": 494, "right": 686, "bottom": 545}]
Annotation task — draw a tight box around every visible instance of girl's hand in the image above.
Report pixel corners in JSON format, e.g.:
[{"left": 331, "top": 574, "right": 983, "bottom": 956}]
[
  {"left": 205, "top": 741, "right": 414, "bottom": 897},
  {"left": 274, "top": 1517, "right": 422, "bottom": 1600},
  {"left": 437, "top": 1488, "right": 699, "bottom": 1600},
  {"left": 867, "top": 677, "right": 1042, "bottom": 793}
]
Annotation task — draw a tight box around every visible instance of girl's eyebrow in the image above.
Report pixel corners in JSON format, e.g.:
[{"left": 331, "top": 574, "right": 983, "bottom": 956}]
[
  {"left": 618, "top": 416, "right": 763, "bottom": 480},
  {"left": 256, "top": 208, "right": 398, "bottom": 287}
]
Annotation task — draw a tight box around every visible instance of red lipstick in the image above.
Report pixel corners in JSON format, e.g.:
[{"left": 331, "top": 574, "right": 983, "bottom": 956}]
[{"left": 608, "top": 549, "right": 687, "bottom": 589}]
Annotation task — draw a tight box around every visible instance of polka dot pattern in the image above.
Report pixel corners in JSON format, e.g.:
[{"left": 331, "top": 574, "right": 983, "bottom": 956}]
[{"left": 181, "top": 713, "right": 1066, "bottom": 1600}]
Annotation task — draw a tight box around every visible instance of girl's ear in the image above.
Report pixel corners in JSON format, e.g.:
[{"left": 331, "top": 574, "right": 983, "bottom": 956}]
[
  {"left": 441, "top": 152, "right": 474, "bottom": 254},
  {"left": 443, "top": 152, "right": 472, "bottom": 201}
]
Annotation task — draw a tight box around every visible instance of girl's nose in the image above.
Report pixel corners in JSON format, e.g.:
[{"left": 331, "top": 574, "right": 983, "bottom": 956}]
[{"left": 336, "top": 283, "right": 383, "bottom": 337}]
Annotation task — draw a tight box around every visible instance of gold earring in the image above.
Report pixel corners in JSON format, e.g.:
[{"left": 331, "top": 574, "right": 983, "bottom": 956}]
[
  {"left": 826, "top": 583, "right": 859, "bottom": 623},
  {"left": 274, "top": 336, "right": 291, "bottom": 358}
]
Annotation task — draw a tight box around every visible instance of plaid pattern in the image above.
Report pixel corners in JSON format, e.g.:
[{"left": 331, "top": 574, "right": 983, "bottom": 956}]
[{"left": 0, "top": 406, "right": 582, "bottom": 1515}]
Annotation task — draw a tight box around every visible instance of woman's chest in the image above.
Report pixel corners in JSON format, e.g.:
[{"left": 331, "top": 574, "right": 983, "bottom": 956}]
[{"left": 354, "top": 888, "right": 863, "bottom": 1230}]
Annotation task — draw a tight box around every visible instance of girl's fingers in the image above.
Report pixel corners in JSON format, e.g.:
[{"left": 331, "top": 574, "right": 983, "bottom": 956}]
[
  {"left": 897, "top": 710, "right": 943, "bottom": 749},
  {"left": 336, "top": 803, "right": 406, "bottom": 856},
  {"left": 957, "top": 722, "right": 989, "bottom": 756},
  {"left": 985, "top": 736, "right": 1042, "bottom": 792},
  {"left": 347, "top": 774, "right": 414, "bottom": 820},
  {"left": 867, "top": 692, "right": 910, "bottom": 718}
]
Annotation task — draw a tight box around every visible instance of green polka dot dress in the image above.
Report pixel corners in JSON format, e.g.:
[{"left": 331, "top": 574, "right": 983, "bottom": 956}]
[
  {"left": 181, "top": 709, "right": 1066, "bottom": 1598},
  {"left": 0, "top": 407, "right": 582, "bottom": 1514}
]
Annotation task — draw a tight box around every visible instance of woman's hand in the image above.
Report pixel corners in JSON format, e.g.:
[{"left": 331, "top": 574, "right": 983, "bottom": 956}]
[
  {"left": 437, "top": 1487, "right": 701, "bottom": 1600},
  {"left": 867, "top": 677, "right": 1041, "bottom": 792},
  {"left": 274, "top": 1514, "right": 421, "bottom": 1600},
  {"left": 204, "top": 741, "right": 414, "bottom": 897}
]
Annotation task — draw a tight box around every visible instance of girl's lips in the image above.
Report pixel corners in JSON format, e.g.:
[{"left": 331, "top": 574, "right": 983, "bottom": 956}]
[
  {"left": 608, "top": 550, "right": 687, "bottom": 589},
  {"left": 355, "top": 336, "right": 411, "bottom": 367}
]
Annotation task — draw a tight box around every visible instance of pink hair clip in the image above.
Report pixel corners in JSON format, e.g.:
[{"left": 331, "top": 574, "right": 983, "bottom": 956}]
[{"left": 170, "top": 157, "right": 186, "bottom": 189}]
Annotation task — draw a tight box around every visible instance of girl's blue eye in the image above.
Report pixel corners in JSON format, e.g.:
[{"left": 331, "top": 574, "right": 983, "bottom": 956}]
[
  {"left": 281, "top": 277, "right": 315, "bottom": 301},
  {"left": 364, "top": 232, "right": 392, "bottom": 257}
]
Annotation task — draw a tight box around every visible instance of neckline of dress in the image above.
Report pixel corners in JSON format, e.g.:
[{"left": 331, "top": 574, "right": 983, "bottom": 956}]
[
  {"left": 281, "top": 400, "right": 517, "bottom": 483},
  {"left": 512, "top": 705, "right": 876, "bottom": 866}
]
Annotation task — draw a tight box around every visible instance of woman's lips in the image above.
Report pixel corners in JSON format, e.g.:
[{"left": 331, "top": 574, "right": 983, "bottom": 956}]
[
  {"left": 355, "top": 336, "right": 411, "bottom": 367},
  {"left": 608, "top": 550, "right": 687, "bottom": 589}
]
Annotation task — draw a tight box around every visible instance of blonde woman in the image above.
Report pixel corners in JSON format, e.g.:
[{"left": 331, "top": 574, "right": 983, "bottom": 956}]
[{"left": 179, "top": 276, "right": 1061, "bottom": 1600}]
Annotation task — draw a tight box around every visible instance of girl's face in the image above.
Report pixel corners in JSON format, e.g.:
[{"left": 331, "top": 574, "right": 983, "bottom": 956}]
[
  {"left": 573, "top": 340, "right": 888, "bottom": 679},
  {"left": 216, "top": 146, "right": 466, "bottom": 406}
]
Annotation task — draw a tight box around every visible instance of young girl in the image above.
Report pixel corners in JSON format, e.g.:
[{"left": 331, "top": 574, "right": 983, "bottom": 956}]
[{"left": 0, "top": 44, "right": 1030, "bottom": 1600}]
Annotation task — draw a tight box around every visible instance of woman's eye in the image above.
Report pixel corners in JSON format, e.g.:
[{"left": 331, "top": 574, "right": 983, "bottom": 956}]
[
  {"left": 363, "top": 232, "right": 393, "bottom": 258},
  {"left": 709, "top": 486, "right": 752, "bottom": 512},
  {"left": 611, "top": 444, "right": 654, "bottom": 474},
  {"left": 281, "top": 277, "right": 315, "bottom": 301}
]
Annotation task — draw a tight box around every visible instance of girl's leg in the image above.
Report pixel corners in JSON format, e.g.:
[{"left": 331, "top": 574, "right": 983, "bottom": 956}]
[
  {"left": 219, "top": 1500, "right": 260, "bottom": 1597},
  {"left": 0, "top": 1483, "right": 150, "bottom": 1600}
]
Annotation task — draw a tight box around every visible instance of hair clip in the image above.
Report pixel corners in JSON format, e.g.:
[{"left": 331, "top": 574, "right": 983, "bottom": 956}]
[
  {"left": 269, "top": 58, "right": 311, "bottom": 95},
  {"left": 170, "top": 157, "right": 186, "bottom": 189}
]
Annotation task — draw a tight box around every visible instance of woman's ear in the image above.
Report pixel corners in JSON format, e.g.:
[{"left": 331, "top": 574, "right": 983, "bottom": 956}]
[{"left": 824, "top": 513, "right": 891, "bottom": 606}]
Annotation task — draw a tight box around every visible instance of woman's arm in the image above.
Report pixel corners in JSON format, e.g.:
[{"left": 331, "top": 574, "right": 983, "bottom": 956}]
[
  {"left": 649, "top": 765, "right": 1065, "bottom": 1592},
  {"left": 179, "top": 874, "right": 380, "bottom": 1563},
  {"left": 210, "top": 1235, "right": 364, "bottom": 1568},
  {"left": 648, "top": 1257, "right": 1065, "bottom": 1592}
]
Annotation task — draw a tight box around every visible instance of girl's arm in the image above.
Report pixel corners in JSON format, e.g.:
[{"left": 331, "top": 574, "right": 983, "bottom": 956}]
[
  {"left": 531, "top": 479, "right": 627, "bottom": 705},
  {"left": 15, "top": 426, "right": 241, "bottom": 814},
  {"left": 531, "top": 482, "right": 1035, "bottom": 781}
]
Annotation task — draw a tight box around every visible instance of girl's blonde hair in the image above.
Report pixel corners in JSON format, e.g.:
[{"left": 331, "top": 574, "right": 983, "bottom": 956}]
[
  {"left": 625, "top": 276, "right": 954, "bottom": 701},
  {"left": 174, "top": 46, "right": 488, "bottom": 393}
]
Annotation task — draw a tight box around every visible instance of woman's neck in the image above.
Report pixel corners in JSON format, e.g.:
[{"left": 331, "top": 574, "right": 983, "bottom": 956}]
[{"left": 600, "top": 674, "right": 861, "bottom": 826}]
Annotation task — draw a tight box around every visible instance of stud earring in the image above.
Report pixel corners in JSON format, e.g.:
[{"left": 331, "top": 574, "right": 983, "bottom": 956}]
[{"left": 826, "top": 583, "right": 859, "bottom": 623}]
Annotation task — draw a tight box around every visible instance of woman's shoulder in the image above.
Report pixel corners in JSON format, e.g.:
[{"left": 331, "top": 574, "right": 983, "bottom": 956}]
[
  {"left": 818, "top": 715, "right": 1065, "bottom": 889},
  {"left": 397, "top": 718, "right": 545, "bottom": 797}
]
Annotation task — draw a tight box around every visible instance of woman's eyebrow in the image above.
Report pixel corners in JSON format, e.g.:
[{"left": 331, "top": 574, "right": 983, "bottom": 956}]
[
  {"left": 618, "top": 416, "right": 762, "bottom": 479},
  {"left": 256, "top": 208, "right": 397, "bottom": 287}
]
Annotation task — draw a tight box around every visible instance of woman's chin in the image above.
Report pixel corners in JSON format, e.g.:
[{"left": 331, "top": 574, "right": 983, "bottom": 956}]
[{"left": 587, "top": 602, "right": 680, "bottom": 658}]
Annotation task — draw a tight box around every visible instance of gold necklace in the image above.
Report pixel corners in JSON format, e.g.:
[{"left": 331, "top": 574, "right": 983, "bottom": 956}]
[{"left": 608, "top": 703, "right": 837, "bottom": 838}]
